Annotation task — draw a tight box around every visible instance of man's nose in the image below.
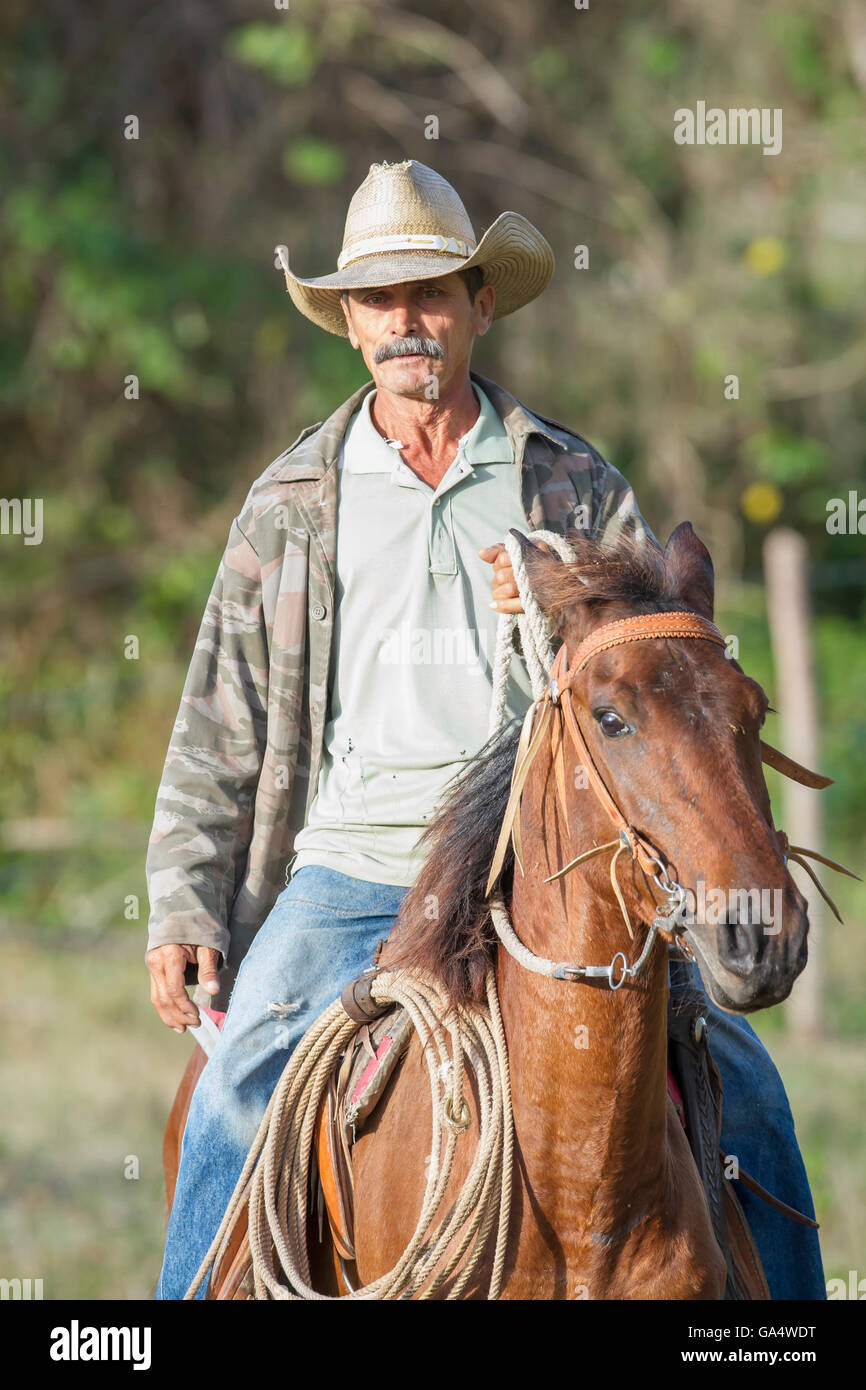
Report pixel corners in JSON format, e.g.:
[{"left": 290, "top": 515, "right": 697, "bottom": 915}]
[{"left": 387, "top": 297, "right": 420, "bottom": 337}]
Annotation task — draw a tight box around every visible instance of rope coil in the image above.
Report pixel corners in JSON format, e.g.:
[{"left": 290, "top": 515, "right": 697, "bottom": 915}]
[{"left": 185, "top": 969, "right": 513, "bottom": 1300}]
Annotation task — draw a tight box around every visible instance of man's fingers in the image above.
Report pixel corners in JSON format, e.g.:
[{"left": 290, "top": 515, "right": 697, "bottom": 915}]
[
  {"left": 149, "top": 975, "right": 195, "bottom": 1031},
  {"left": 196, "top": 946, "right": 221, "bottom": 996},
  {"left": 163, "top": 950, "right": 199, "bottom": 1020},
  {"left": 479, "top": 543, "right": 524, "bottom": 612},
  {"left": 147, "top": 945, "right": 199, "bottom": 1030},
  {"left": 482, "top": 538, "right": 561, "bottom": 612},
  {"left": 491, "top": 567, "right": 519, "bottom": 597}
]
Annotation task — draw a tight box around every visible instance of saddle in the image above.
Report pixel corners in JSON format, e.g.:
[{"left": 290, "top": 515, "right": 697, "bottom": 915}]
[{"left": 312, "top": 976, "right": 415, "bottom": 1264}]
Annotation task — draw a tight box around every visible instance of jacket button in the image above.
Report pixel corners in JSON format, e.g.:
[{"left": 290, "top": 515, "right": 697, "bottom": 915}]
[{"left": 311, "top": 603, "right": 326, "bottom": 620}]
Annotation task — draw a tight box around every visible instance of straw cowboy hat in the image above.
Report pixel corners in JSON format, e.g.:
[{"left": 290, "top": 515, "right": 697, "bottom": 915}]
[{"left": 279, "top": 158, "right": 555, "bottom": 337}]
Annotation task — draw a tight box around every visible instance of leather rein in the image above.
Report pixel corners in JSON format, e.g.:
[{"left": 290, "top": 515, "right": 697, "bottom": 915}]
[{"left": 485, "top": 610, "right": 856, "bottom": 991}]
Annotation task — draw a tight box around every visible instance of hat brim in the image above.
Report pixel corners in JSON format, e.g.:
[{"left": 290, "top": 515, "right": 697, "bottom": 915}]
[{"left": 280, "top": 211, "right": 554, "bottom": 337}]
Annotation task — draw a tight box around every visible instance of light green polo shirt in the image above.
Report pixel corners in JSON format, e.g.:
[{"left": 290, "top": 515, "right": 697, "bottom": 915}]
[{"left": 290, "top": 383, "right": 535, "bottom": 886}]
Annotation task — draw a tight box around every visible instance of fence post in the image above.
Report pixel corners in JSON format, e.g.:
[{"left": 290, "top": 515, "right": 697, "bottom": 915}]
[{"left": 762, "top": 527, "right": 824, "bottom": 1040}]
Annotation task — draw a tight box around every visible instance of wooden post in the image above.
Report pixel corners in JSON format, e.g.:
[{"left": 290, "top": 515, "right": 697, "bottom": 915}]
[{"left": 762, "top": 528, "right": 824, "bottom": 1039}]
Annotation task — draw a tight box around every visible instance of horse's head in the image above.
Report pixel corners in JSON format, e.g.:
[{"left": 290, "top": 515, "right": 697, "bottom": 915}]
[{"left": 517, "top": 522, "right": 809, "bottom": 1013}]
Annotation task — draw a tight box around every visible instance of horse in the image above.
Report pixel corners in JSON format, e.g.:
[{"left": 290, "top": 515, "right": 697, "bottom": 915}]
[{"left": 164, "top": 521, "right": 816, "bottom": 1299}]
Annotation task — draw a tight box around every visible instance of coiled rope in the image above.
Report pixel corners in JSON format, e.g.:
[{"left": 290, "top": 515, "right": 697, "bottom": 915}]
[{"left": 183, "top": 529, "right": 575, "bottom": 1301}]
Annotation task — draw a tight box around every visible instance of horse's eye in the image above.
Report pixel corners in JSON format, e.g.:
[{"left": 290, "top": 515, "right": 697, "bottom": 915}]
[{"left": 596, "top": 709, "right": 630, "bottom": 738}]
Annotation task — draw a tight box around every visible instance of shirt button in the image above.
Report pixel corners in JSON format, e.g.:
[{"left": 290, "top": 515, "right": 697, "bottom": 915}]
[
  {"left": 311, "top": 603, "right": 326, "bottom": 620},
  {"left": 433, "top": 498, "right": 441, "bottom": 506}
]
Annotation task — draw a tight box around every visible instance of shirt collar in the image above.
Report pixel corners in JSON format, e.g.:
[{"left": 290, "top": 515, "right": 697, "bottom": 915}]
[
  {"left": 269, "top": 370, "right": 570, "bottom": 483},
  {"left": 459, "top": 384, "right": 515, "bottom": 466},
  {"left": 341, "top": 383, "right": 514, "bottom": 476}
]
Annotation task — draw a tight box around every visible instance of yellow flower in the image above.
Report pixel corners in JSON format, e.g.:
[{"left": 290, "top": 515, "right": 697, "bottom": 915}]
[
  {"left": 744, "top": 238, "right": 786, "bottom": 277},
  {"left": 741, "top": 482, "right": 783, "bottom": 524}
]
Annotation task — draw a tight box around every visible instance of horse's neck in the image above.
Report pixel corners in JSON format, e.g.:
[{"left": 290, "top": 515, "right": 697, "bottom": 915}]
[{"left": 502, "top": 757, "right": 671, "bottom": 1215}]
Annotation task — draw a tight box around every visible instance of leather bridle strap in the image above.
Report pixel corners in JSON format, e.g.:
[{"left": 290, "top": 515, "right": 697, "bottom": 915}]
[
  {"left": 760, "top": 740, "right": 832, "bottom": 789},
  {"left": 550, "top": 613, "right": 728, "bottom": 881},
  {"left": 566, "top": 611, "right": 728, "bottom": 675},
  {"left": 568, "top": 617, "right": 834, "bottom": 790},
  {"left": 485, "top": 611, "right": 728, "bottom": 900}
]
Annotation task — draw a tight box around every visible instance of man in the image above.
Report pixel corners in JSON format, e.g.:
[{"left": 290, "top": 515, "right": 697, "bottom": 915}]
[{"left": 146, "top": 159, "right": 823, "bottom": 1299}]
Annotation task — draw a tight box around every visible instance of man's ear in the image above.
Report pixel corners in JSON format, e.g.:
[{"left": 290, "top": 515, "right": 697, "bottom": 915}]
[
  {"left": 474, "top": 283, "right": 496, "bottom": 337},
  {"left": 340, "top": 293, "right": 360, "bottom": 349},
  {"left": 664, "top": 522, "right": 715, "bottom": 620}
]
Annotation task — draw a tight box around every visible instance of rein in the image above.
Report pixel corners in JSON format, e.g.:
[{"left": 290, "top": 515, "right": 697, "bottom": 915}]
[{"left": 484, "top": 554, "right": 859, "bottom": 991}]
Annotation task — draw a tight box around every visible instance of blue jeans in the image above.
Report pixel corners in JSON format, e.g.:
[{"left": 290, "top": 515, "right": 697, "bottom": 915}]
[
  {"left": 669, "top": 958, "right": 825, "bottom": 1301},
  {"left": 156, "top": 866, "right": 824, "bottom": 1300}
]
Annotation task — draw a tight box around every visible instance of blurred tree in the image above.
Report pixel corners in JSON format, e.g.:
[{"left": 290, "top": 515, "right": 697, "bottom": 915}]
[{"left": 0, "top": 0, "right": 863, "bottom": 995}]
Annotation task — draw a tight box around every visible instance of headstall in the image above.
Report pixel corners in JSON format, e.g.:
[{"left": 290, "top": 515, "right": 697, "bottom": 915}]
[{"left": 485, "top": 612, "right": 857, "bottom": 989}]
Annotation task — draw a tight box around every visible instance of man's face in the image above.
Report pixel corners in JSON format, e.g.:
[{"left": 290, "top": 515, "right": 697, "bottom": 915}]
[{"left": 339, "top": 271, "right": 495, "bottom": 399}]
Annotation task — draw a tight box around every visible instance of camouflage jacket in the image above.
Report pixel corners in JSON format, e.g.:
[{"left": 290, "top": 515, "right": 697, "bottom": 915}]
[{"left": 145, "top": 369, "right": 656, "bottom": 1008}]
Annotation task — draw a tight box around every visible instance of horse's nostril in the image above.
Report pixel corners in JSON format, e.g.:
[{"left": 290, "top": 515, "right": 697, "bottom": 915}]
[{"left": 717, "top": 920, "right": 757, "bottom": 974}]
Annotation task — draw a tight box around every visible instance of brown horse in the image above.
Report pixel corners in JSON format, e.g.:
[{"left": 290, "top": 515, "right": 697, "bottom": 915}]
[{"left": 166, "top": 522, "right": 813, "bottom": 1299}]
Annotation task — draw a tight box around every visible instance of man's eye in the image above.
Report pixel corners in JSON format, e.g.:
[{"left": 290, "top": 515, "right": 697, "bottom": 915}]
[{"left": 595, "top": 709, "right": 630, "bottom": 738}]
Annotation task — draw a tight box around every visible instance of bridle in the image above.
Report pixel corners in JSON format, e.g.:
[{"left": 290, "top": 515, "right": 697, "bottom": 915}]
[{"left": 484, "top": 610, "right": 855, "bottom": 990}]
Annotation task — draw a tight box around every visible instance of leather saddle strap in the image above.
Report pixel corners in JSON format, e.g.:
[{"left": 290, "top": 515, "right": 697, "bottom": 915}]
[
  {"left": 733, "top": 1163, "right": 820, "bottom": 1229},
  {"left": 667, "top": 989, "right": 736, "bottom": 1290}
]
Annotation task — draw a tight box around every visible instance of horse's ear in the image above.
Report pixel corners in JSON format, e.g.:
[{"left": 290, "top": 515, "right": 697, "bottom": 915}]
[
  {"left": 509, "top": 529, "right": 569, "bottom": 616},
  {"left": 664, "top": 522, "right": 715, "bottom": 619}
]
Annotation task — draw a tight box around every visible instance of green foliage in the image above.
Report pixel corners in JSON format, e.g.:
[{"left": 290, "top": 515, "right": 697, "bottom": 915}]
[
  {"left": 282, "top": 138, "right": 347, "bottom": 185},
  {"left": 1, "top": 0, "right": 863, "bottom": 1049},
  {"left": 743, "top": 429, "right": 828, "bottom": 485},
  {"left": 228, "top": 22, "right": 319, "bottom": 86}
]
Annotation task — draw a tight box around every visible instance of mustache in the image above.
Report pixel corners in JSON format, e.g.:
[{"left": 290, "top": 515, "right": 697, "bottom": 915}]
[{"left": 374, "top": 335, "right": 445, "bottom": 364}]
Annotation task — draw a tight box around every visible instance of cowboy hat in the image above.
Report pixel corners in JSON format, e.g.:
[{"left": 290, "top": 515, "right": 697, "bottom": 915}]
[{"left": 279, "top": 159, "right": 555, "bottom": 337}]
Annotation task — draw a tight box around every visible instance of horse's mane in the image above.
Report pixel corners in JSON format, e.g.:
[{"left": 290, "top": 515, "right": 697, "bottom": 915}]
[{"left": 383, "top": 532, "right": 679, "bottom": 1006}]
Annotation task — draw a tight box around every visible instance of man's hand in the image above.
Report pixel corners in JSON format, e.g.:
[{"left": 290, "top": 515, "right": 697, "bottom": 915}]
[
  {"left": 478, "top": 543, "right": 524, "bottom": 613},
  {"left": 146, "top": 944, "right": 221, "bottom": 1033},
  {"left": 480, "top": 540, "right": 557, "bottom": 612}
]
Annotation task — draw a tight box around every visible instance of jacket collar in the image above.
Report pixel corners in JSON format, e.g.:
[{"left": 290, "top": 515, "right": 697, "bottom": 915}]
[{"left": 268, "top": 369, "right": 568, "bottom": 483}]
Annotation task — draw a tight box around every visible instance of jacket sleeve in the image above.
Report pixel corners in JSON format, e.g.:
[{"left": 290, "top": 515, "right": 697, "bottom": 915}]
[
  {"left": 589, "top": 457, "right": 661, "bottom": 552},
  {"left": 145, "top": 516, "right": 270, "bottom": 963}
]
